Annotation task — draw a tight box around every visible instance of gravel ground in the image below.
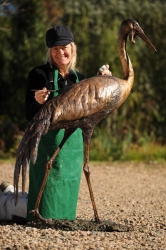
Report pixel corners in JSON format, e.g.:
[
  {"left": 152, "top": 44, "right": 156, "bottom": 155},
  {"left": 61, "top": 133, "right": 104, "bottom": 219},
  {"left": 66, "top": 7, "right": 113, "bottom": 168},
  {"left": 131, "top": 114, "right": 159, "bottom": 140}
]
[{"left": 0, "top": 161, "right": 166, "bottom": 249}]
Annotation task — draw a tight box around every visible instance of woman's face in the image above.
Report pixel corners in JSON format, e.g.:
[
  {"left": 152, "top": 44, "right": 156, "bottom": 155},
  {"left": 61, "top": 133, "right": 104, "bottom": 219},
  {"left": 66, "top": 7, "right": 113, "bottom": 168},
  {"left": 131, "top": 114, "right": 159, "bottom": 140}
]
[{"left": 51, "top": 44, "right": 72, "bottom": 67}]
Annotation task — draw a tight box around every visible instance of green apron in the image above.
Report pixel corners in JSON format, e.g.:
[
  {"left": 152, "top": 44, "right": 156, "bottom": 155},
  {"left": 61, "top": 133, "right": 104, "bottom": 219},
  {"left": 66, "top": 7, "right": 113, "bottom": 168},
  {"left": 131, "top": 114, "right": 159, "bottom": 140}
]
[{"left": 26, "top": 70, "right": 83, "bottom": 221}]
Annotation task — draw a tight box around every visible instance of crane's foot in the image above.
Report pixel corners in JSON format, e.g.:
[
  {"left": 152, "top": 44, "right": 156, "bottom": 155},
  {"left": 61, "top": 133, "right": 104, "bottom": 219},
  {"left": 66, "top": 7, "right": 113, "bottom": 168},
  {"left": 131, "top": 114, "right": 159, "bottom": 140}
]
[
  {"left": 94, "top": 216, "right": 100, "bottom": 223},
  {"left": 30, "top": 209, "right": 52, "bottom": 223}
]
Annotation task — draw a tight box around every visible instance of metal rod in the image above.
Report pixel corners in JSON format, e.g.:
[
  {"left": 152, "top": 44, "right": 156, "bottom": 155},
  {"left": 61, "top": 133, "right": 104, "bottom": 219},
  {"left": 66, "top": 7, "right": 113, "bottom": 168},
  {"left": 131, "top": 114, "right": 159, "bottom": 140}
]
[{"left": 31, "top": 89, "right": 57, "bottom": 92}]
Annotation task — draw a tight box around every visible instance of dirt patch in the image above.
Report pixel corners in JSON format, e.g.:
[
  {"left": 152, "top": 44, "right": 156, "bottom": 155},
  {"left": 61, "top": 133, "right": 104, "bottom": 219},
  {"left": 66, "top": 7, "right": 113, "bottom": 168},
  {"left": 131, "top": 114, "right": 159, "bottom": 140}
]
[{"left": 0, "top": 161, "right": 166, "bottom": 249}]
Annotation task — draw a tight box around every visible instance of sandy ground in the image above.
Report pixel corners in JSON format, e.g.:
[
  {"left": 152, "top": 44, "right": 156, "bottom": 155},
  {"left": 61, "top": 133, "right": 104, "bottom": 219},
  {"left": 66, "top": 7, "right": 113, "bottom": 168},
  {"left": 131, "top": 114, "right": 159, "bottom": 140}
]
[{"left": 0, "top": 161, "right": 166, "bottom": 249}]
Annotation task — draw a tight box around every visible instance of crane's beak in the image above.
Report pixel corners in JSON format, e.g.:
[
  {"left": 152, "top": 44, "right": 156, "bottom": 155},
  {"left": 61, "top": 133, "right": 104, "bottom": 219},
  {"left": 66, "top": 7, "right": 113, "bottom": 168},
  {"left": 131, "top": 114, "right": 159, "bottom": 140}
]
[
  {"left": 137, "top": 30, "right": 157, "bottom": 52},
  {"left": 130, "top": 26, "right": 157, "bottom": 52}
]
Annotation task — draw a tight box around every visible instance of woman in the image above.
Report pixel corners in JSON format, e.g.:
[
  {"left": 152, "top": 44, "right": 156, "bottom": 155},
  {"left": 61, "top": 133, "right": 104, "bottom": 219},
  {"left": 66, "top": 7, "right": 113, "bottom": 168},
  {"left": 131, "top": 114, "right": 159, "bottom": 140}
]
[{"left": 25, "top": 26, "right": 112, "bottom": 221}]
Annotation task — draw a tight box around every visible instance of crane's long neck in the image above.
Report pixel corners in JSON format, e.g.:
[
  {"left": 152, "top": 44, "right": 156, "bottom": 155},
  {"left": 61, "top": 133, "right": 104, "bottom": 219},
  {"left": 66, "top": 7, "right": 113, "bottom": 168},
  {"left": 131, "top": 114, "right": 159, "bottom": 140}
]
[{"left": 118, "top": 29, "right": 134, "bottom": 83}]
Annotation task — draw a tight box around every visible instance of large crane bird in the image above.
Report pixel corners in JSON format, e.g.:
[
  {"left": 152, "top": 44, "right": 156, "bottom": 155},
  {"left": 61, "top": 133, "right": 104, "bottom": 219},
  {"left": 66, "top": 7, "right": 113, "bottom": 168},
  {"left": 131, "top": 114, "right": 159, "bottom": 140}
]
[{"left": 14, "top": 19, "right": 156, "bottom": 222}]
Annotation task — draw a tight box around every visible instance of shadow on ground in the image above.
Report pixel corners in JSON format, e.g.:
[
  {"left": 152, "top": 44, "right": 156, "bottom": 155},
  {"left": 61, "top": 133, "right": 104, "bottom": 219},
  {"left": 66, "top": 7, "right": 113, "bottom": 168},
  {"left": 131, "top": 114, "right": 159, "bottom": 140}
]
[
  {"left": 30, "top": 219, "right": 134, "bottom": 232},
  {"left": 0, "top": 219, "right": 133, "bottom": 232}
]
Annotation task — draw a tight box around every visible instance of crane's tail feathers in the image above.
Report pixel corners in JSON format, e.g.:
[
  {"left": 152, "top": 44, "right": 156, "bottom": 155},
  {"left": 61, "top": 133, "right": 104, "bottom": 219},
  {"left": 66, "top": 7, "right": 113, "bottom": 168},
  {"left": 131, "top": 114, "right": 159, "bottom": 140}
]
[
  {"left": 14, "top": 146, "right": 30, "bottom": 205},
  {"left": 14, "top": 115, "right": 51, "bottom": 205}
]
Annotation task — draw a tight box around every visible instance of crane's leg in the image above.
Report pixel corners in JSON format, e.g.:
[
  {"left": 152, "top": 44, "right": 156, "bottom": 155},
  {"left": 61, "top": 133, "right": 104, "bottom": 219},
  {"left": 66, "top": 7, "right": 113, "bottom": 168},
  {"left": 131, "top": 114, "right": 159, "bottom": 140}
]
[
  {"left": 31, "top": 128, "right": 76, "bottom": 222},
  {"left": 83, "top": 141, "right": 100, "bottom": 223}
]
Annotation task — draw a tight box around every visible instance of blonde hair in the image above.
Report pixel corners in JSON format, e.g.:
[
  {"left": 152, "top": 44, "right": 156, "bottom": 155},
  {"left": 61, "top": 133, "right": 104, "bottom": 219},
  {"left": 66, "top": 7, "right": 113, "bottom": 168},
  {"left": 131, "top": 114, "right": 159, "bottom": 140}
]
[{"left": 46, "top": 42, "right": 77, "bottom": 72}]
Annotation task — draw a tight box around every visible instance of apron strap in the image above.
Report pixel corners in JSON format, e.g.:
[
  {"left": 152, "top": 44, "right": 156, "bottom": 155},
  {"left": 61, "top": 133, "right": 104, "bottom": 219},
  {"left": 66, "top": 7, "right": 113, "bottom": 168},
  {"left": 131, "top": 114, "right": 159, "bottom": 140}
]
[
  {"left": 73, "top": 70, "right": 79, "bottom": 83},
  {"left": 53, "top": 70, "right": 59, "bottom": 97}
]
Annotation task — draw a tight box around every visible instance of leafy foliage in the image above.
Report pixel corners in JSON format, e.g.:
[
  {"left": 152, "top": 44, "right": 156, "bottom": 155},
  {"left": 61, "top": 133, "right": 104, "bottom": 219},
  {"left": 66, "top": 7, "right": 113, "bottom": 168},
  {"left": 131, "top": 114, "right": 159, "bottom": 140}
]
[{"left": 0, "top": 0, "right": 166, "bottom": 159}]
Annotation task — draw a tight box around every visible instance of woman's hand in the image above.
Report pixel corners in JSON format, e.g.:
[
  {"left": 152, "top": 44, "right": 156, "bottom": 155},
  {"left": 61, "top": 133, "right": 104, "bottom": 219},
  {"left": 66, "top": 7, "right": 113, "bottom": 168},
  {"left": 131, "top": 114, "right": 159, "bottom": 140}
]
[
  {"left": 34, "top": 87, "right": 50, "bottom": 104},
  {"left": 97, "top": 64, "right": 112, "bottom": 76}
]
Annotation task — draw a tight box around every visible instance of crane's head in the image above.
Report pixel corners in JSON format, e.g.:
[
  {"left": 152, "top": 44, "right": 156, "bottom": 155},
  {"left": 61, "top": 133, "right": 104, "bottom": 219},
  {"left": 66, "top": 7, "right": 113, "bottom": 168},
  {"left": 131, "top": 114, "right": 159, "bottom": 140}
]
[{"left": 121, "top": 19, "right": 157, "bottom": 52}]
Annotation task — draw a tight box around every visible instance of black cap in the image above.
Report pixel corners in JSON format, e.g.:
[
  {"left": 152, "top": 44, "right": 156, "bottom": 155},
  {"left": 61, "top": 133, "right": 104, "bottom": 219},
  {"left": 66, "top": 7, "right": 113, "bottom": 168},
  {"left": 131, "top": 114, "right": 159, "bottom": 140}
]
[{"left": 46, "top": 26, "right": 74, "bottom": 48}]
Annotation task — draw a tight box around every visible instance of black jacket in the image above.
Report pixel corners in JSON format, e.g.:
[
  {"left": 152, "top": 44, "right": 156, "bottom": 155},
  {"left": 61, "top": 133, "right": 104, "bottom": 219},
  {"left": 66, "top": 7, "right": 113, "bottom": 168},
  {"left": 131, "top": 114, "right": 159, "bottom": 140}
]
[{"left": 25, "top": 63, "right": 85, "bottom": 121}]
